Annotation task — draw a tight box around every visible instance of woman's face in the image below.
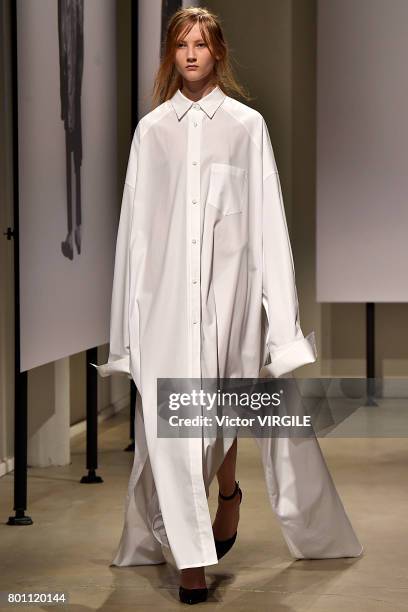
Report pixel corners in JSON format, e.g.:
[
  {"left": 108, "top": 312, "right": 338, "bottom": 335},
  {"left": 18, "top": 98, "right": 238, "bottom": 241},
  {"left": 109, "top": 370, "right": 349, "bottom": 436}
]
[{"left": 174, "top": 22, "right": 217, "bottom": 84}]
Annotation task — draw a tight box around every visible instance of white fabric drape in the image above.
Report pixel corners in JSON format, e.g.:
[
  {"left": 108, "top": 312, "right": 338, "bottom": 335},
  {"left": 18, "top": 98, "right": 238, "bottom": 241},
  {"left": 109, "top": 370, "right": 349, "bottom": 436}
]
[{"left": 92, "top": 85, "right": 363, "bottom": 568}]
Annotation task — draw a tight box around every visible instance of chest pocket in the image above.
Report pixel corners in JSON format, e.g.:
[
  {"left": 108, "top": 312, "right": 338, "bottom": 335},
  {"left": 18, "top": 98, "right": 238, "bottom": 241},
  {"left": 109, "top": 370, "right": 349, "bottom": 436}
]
[{"left": 207, "top": 162, "right": 247, "bottom": 215}]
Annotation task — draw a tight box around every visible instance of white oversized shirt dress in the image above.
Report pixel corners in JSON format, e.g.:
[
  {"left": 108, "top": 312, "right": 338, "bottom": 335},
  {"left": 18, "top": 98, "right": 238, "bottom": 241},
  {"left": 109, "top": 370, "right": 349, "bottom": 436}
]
[{"left": 92, "top": 85, "right": 363, "bottom": 569}]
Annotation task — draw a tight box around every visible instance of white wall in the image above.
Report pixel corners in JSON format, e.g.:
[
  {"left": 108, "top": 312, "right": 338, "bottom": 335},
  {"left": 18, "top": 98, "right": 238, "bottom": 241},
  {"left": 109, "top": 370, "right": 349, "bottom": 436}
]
[{"left": 317, "top": 0, "right": 408, "bottom": 302}]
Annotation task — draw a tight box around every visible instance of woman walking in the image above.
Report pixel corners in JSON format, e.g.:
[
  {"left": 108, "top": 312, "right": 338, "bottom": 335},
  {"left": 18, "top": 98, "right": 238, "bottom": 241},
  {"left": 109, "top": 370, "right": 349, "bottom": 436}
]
[{"left": 93, "top": 7, "right": 363, "bottom": 605}]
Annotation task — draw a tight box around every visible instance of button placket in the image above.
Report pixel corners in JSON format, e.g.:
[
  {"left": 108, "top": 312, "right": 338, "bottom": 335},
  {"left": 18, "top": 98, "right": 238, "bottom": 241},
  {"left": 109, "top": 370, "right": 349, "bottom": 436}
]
[{"left": 187, "top": 106, "right": 203, "bottom": 379}]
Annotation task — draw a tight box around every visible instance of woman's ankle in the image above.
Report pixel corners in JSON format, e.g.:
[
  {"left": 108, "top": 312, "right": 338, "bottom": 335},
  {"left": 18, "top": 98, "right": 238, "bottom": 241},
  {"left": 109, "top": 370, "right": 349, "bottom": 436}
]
[
  {"left": 218, "top": 481, "right": 238, "bottom": 498},
  {"left": 180, "top": 566, "right": 206, "bottom": 589},
  {"left": 218, "top": 480, "right": 240, "bottom": 500}
]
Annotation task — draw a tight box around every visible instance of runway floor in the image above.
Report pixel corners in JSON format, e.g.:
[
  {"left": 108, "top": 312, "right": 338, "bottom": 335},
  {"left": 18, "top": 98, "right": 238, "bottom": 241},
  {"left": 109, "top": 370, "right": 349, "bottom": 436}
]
[{"left": 1, "top": 408, "right": 407, "bottom": 611}]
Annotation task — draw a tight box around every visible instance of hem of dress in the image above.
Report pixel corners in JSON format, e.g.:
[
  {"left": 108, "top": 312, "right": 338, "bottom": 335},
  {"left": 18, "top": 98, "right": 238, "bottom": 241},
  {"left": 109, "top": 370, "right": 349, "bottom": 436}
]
[
  {"left": 110, "top": 558, "right": 167, "bottom": 567},
  {"left": 290, "top": 543, "right": 364, "bottom": 560},
  {"left": 177, "top": 556, "right": 219, "bottom": 570}
]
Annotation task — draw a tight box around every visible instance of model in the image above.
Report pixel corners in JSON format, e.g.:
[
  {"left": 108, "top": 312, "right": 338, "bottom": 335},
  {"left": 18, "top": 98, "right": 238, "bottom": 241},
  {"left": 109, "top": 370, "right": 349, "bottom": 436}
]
[{"left": 92, "top": 7, "right": 363, "bottom": 606}]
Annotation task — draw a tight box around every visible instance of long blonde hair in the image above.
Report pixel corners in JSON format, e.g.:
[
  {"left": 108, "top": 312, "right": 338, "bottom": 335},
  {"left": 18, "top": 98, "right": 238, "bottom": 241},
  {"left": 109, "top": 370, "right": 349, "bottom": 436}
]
[{"left": 151, "top": 6, "right": 253, "bottom": 109}]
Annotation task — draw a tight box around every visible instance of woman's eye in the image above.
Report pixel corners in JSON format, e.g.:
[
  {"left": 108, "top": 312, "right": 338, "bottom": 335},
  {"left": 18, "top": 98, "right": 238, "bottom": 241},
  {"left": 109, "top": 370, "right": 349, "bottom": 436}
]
[{"left": 177, "top": 42, "right": 206, "bottom": 48}]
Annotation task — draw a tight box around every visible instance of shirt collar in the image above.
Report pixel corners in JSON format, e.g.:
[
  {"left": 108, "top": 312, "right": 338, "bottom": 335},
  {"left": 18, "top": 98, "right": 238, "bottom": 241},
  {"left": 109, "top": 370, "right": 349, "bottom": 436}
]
[{"left": 170, "top": 85, "right": 226, "bottom": 120}]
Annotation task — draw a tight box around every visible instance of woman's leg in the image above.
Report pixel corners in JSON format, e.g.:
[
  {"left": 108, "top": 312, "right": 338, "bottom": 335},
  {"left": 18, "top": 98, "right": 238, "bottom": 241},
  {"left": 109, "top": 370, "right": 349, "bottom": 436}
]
[
  {"left": 212, "top": 437, "right": 241, "bottom": 540},
  {"left": 181, "top": 438, "right": 240, "bottom": 588},
  {"left": 216, "top": 437, "right": 238, "bottom": 495}
]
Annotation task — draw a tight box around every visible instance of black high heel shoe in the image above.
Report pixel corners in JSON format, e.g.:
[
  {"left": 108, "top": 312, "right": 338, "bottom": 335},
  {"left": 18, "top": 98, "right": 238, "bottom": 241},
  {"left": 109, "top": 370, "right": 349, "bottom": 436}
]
[
  {"left": 213, "top": 480, "right": 243, "bottom": 560},
  {"left": 179, "top": 585, "right": 208, "bottom": 605}
]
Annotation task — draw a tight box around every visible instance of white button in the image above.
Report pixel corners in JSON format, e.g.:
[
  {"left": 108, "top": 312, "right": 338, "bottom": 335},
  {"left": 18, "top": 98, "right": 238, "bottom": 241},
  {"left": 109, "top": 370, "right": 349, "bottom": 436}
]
[
  {"left": 193, "top": 321, "right": 199, "bottom": 324},
  {"left": 192, "top": 239, "right": 197, "bottom": 244},
  {"left": 193, "top": 103, "right": 200, "bottom": 109},
  {"left": 193, "top": 122, "right": 198, "bottom": 127},
  {"left": 192, "top": 199, "right": 198, "bottom": 204},
  {"left": 192, "top": 279, "right": 198, "bottom": 284},
  {"left": 192, "top": 161, "right": 198, "bottom": 165}
]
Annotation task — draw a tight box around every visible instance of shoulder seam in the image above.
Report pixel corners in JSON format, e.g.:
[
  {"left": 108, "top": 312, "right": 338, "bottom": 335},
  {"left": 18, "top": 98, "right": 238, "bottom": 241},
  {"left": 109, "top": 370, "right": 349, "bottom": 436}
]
[
  {"left": 139, "top": 102, "right": 173, "bottom": 141},
  {"left": 126, "top": 104, "right": 173, "bottom": 189},
  {"left": 221, "top": 102, "right": 263, "bottom": 154}
]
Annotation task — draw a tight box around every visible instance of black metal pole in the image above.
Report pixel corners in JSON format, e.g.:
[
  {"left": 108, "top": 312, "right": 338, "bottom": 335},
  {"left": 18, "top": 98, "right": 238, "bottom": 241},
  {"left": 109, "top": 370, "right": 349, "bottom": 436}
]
[
  {"left": 125, "top": 0, "right": 139, "bottom": 452},
  {"left": 365, "top": 302, "right": 377, "bottom": 406},
  {"left": 131, "top": 0, "right": 138, "bottom": 134},
  {"left": 7, "top": 0, "right": 32, "bottom": 526},
  {"left": 125, "top": 382, "right": 136, "bottom": 452},
  {"left": 81, "top": 347, "right": 103, "bottom": 483}
]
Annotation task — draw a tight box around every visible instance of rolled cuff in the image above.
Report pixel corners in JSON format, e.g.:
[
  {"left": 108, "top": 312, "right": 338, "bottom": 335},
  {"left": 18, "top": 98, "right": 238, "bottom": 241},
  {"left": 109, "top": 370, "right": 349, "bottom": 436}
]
[
  {"left": 90, "top": 355, "right": 132, "bottom": 379},
  {"left": 261, "top": 331, "right": 317, "bottom": 378}
]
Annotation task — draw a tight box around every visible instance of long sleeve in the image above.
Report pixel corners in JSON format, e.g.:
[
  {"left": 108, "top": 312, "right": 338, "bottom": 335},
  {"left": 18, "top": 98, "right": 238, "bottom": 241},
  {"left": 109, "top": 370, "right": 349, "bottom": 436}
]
[
  {"left": 90, "top": 123, "right": 141, "bottom": 378},
  {"left": 260, "top": 118, "right": 317, "bottom": 378}
]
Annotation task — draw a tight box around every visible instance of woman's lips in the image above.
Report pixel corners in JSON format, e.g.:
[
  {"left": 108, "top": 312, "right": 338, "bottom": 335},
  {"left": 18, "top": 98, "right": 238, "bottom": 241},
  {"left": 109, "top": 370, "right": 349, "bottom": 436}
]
[{"left": 186, "top": 66, "right": 198, "bottom": 70}]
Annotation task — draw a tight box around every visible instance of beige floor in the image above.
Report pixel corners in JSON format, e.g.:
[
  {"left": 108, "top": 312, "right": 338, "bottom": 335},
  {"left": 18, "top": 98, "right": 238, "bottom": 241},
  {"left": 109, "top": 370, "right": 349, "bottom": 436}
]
[{"left": 0, "top": 409, "right": 407, "bottom": 611}]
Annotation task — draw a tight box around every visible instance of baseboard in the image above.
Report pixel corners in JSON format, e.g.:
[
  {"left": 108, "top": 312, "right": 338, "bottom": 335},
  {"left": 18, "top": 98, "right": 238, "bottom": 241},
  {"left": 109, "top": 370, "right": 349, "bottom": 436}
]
[
  {"left": 69, "top": 396, "right": 129, "bottom": 440},
  {"left": 0, "top": 456, "right": 14, "bottom": 478},
  {"left": 0, "top": 398, "right": 129, "bottom": 478}
]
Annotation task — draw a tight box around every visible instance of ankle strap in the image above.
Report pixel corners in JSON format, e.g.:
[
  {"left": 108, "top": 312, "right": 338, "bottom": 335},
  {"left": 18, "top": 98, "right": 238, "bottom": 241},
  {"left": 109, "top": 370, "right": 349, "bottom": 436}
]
[{"left": 219, "top": 480, "right": 240, "bottom": 500}]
